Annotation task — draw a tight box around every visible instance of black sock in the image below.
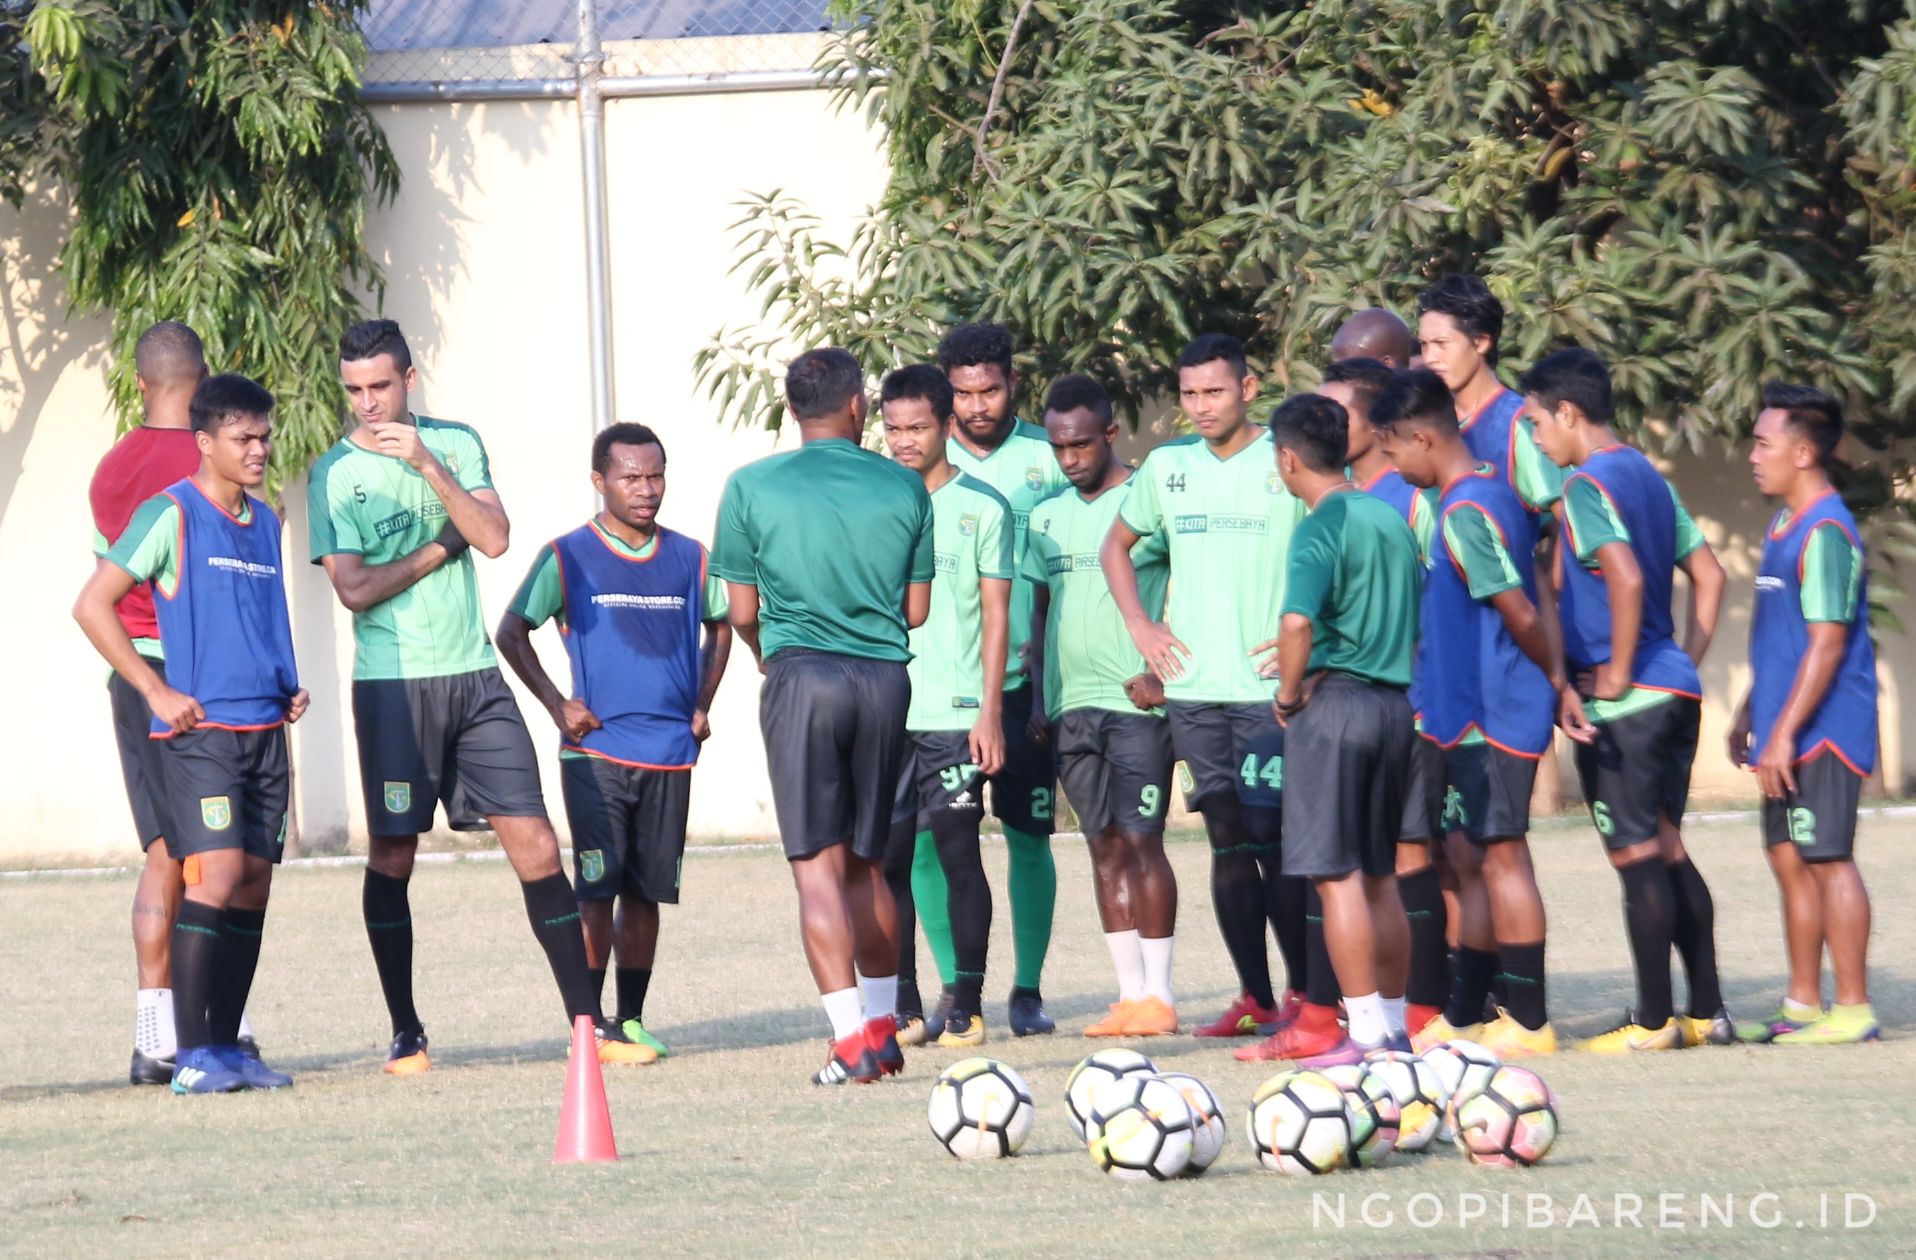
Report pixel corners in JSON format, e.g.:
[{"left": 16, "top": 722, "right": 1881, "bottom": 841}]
[
  {"left": 882, "top": 817, "right": 918, "bottom": 988},
  {"left": 1498, "top": 941, "right": 1547, "bottom": 1030},
  {"left": 614, "top": 967, "right": 651, "bottom": 1023},
  {"left": 1399, "top": 867, "right": 1449, "bottom": 1007},
  {"left": 363, "top": 870, "right": 421, "bottom": 1037},
  {"left": 1618, "top": 857, "right": 1676, "bottom": 1028},
  {"left": 209, "top": 907, "right": 266, "bottom": 1045},
  {"left": 521, "top": 873, "right": 600, "bottom": 1023},
  {"left": 1303, "top": 883, "right": 1341, "bottom": 1007},
  {"left": 589, "top": 966, "right": 607, "bottom": 1006},
  {"left": 1666, "top": 858, "right": 1723, "bottom": 1016},
  {"left": 1444, "top": 946, "right": 1498, "bottom": 1028},
  {"left": 931, "top": 810, "right": 991, "bottom": 1008},
  {"left": 1248, "top": 807, "right": 1305, "bottom": 994},
  {"left": 1209, "top": 843, "right": 1275, "bottom": 1008},
  {"left": 171, "top": 900, "right": 224, "bottom": 1051}
]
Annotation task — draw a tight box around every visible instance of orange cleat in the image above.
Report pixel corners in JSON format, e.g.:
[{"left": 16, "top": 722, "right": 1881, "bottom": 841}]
[{"left": 1122, "top": 996, "right": 1180, "bottom": 1037}]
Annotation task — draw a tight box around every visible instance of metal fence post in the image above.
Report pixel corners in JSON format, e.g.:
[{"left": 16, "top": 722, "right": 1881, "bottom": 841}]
[{"left": 578, "top": 0, "right": 615, "bottom": 436}]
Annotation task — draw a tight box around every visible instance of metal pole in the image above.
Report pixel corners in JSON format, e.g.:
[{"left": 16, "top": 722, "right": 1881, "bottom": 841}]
[{"left": 577, "top": 0, "right": 615, "bottom": 434}]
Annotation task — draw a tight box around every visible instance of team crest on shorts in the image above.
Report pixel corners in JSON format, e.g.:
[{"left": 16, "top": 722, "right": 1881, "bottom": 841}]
[
  {"left": 959, "top": 514, "right": 978, "bottom": 537},
  {"left": 580, "top": 849, "right": 606, "bottom": 884},
  {"left": 201, "top": 796, "right": 232, "bottom": 831},
  {"left": 384, "top": 781, "right": 412, "bottom": 813}
]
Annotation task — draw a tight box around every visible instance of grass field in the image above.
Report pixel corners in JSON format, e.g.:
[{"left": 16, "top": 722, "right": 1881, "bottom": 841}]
[{"left": 4, "top": 815, "right": 1911, "bottom": 1258}]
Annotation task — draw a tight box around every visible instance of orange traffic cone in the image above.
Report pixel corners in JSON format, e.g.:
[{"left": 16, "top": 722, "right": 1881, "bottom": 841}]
[{"left": 555, "top": 1014, "right": 618, "bottom": 1163}]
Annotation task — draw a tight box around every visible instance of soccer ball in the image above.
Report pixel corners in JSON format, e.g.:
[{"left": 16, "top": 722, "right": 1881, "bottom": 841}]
[
  {"left": 1451, "top": 1064, "right": 1560, "bottom": 1168},
  {"left": 1085, "top": 1074, "right": 1196, "bottom": 1181},
  {"left": 1247, "top": 1069, "right": 1351, "bottom": 1175},
  {"left": 1064, "top": 1048, "right": 1157, "bottom": 1143},
  {"left": 926, "top": 1057, "right": 1035, "bottom": 1159},
  {"left": 1319, "top": 1063, "right": 1400, "bottom": 1168},
  {"left": 1361, "top": 1049, "right": 1448, "bottom": 1154},
  {"left": 1420, "top": 1039, "right": 1499, "bottom": 1139},
  {"left": 1155, "top": 1072, "right": 1226, "bottom": 1174}
]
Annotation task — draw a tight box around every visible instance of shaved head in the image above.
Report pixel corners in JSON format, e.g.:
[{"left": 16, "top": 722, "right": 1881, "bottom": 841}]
[
  {"left": 134, "top": 321, "right": 207, "bottom": 389},
  {"left": 1330, "top": 308, "right": 1415, "bottom": 369}
]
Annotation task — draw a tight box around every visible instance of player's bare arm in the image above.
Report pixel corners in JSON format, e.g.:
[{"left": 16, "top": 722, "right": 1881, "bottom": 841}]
[
  {"left": 971, "top": 576, "right": 1011, "bottom": 775},
  {"left": 905, "top": 579, "right": 932, "bottom": 629},
  {"left": 286, "top": 689, "right": 311, "bottom": 724},
  {"left": 693, "top": 617, "right": 733, "bottom": 742},
  {"left": 1101, "top": 517, "right": 1189, "bottom": 681},
  {"left": 1270, "top": 611, "right": 1315, "bottom": 728},
  {"left": 1677, "top": 542, "right": 1726, "bottom": 665},
  {"left": 320, "top": 544, "right": 458, "bottom": 614},
  {"left": 1754, "top": 620, "right": 1847, "bottom": 800},
  {"left": 73, "top": 560, "right": 203, "bottom": 733},
  {"left": 369, "top": 422, "right": 510, "bottom": 557},
  {"left": 494, "top": 609, "right": 599, "bottom": 739},
  {"left": 1584, "top": 539, "right": 1643, "bottom": 700},
  {"left": 727, "top": 581, "right": 766, "bottom": 670}
]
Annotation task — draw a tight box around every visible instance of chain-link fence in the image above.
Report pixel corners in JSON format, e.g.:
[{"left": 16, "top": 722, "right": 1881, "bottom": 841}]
[{"left": 363, "top": 0, "right": 835, "bottom": 88}]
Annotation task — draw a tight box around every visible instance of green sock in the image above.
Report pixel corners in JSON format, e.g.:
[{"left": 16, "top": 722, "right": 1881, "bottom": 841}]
[
  {"left": 1004, "top": 827, "right": 1055, "bottom": 991},
  {"left": 909, "top": 829, "right": 956, "bottom": 986}
]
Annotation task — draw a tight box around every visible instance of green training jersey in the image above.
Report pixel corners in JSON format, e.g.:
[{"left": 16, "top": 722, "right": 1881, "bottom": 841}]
[
  {"left": 711, "top": 437, "right": 935, "bottom": 663},
  {"left": 1119, "top": 430, "right": 1305, "bottom": 703},
  {"left": 1798, "top": 520, "right": 1864, "bottom": 625},
  {"left": 947, "top": 419, "right": 1072, "bottom": 691},
  {"left": 1023, "top": 478, "right": 1170, "bottom": 720},
  {"left": 307, "top": 417, "right": 498, "bottom": 682},
  {"left": 908, "top": 472, "right": 1013, "bottom": 732},
  {"left": 1281, "top": 487, "right": 1422, "bottom": 688}
]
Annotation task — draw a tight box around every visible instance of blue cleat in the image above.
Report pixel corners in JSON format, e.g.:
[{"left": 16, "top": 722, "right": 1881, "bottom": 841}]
[
  {"left": 216, "top": 1045, "right": 293, "bottom": 1089},
  {"left": 171, "top": 1046, "right": 248, "bottom": 1094}
]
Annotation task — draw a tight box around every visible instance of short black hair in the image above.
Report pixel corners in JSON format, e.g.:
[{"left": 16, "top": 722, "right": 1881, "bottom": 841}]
[
  {"left": 190, "top": 373, "right": 274, "bottom": 434},
  {"left": 784, "top": 347, "right": 865, "bottom": 421},
  {"left": 1520, "top": 348, "right": 1613, "bottom": 423},
  {"left": 1269, "top": 394, "right": 1349, "bottom": 473},
  {"left": 1416, "top": 274, "right": 1504, "bottom": 365},
  {"left": 1042, "top": 373, "right": 1113, "bottom": 426},
  {"left": 134, "top": 320, "right": 206, "bottom": 388},
  {"left": 1370, "top": 367, "right": 1459, "bottom": 435},
  {"left": 339, "top": 318, "right": 413, "bottom": 371},
  {"left": 1762, "top": 381, "right": 1845, "bottom": 465},
  {"left": 1177, "top": 332, "right": 1248, "bottom": 379},
  {"left": 1320, "top": 357, "right": 1394, "bottom": 423},
  {"left": 879, "top": 363, "right": 954, "bottom": 421},
  {"left": 593, "top": 422, "right": 665, "bottom": 474},
  {"left": 936, "top": 323, "right": 1014, "bottom": 380}
]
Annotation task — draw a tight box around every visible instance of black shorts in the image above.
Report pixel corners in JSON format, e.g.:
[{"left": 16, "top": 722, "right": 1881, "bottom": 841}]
[
  {"left": 352, "top": 668, "right": 547, "bottom": 835},
  {"left": 1762, "top": 749, "right": 1864, "bottom": 862},
  {"left": 1573, "top": 696, "right": 1700, "bottom": 849},
  {"left": 760, "top": 649, "right": 910, "bottom": 862},
  {"left": 1400, "top": 733, "right": 1444, "bottom": 844},
  {"left": 1167, "top": 700, "right": 1285, "bottom": 812},
  {"left": 1055, "top": 708, "right": 1174, "bottom": 837},
  {"left": 1441, "top": 742, "right": 1537, "bottom": 845},
  {"left": 1281, "top": 677, "right": 1414, "bottom": 879},
  {"left": 158, "top": 726, "right": 290, "bottom": 862},
  {"left": 560, "top": 757, "right": 691, "bottom": 903},
  {"left": 988, "top": 684, "right": 1055, "bottom": 835},
  {"left": 908, "top": 730, "right": 986, "bottom": 830},
  {"left": 109, "top": 657, "right": 173, "bottom": 854}
]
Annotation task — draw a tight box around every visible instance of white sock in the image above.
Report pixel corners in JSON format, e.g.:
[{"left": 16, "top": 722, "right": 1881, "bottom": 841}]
[
  {"left": 1346, "top": 992, "right": 1387, "bottom": 1045},
  {"left": 857, "top": 971, "right": 898, "bottom": 1022},
  {"left": 238, "top": 1010, "right": 255, "bottom": 1041},
  {"left": 136, "top": 988, "right": 176, "bottom": 1058},
  {"left": 821, "top": 987, "right": 864, "bottom": 1040},
  {"left": 1103, "top": 930, "right": 1145, "bottom": 1001},
  {"left": 1139, "top": 935, "right": 1175, "bottom": 1005},
  {"left": 1381, "top": 994, "right": 1407, "bottom": 1038}
]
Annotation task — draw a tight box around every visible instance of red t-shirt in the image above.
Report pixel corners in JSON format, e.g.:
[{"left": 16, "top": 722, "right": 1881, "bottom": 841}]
[{"left": 89, "top": 426, "right": 201, "bottom": 643}]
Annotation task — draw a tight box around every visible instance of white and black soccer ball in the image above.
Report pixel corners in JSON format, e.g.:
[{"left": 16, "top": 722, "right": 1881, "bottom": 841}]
[
  {"left": 1319, "top": 1062, "right": 1401, "bottom": 1168},
  {"left": 1419, "top": 1039, "right": 1499, "bottom": 1141},
  {"left": 1247, "top": 1069, "right": 1351, "bottom": 1175},
  {"left": 1085, "top": 1073, "right": 1196, "bottom": 1181},
  {"left": 1155, "top": 1071, "right": 1226, "bottom": 1175},
  {"left": 927, "top": 1057, "right": 1035, "bottom": 1159},
  {"left": 1064, "top": 1048, "right": 1157, "bottom": 1143},
  {"left": 1362, "top": 1048, "right": 1448, "bottom": 1153}
]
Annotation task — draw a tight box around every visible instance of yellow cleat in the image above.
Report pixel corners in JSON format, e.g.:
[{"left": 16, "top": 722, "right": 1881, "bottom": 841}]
[
  {"left": 1678, "top": 1009, "right": 1737, "bottom": 1047},
  {"left": 1479, "top": 1012, "right": 1558, "bottom": 1057},
  {"left": 894, "top": 1016, "right": 928, "bottom": 1047},
  {"left": 1584, "top": 1016, "right": 1682, "bottom": 1054},
  {"left": 1084, "top": 1001, "right": 1135, "bottom": 1038},
  {"left": 1410, "top": 1013, "right": 1481, "bottom": 1054},
  {"left": 576, "top": 1023, "right": 659, "bottom": 1066},
  {"left": 936, "top": 1015, "right": 986, "bottom": 1049},
  {"left": 1121, "top": 997, "right": 1180, "bottom": 1037}
]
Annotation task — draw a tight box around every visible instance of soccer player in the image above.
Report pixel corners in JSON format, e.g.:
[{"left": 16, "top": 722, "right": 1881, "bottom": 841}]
[
  {"left": 1375, "top": 369, "right": 1560, "bottom": 1058},
  {"left": 1023, "top": 374, "right": 1179, "bottom": 1037},
  {"left": 495, "top": 423, "right": 732, "bottom": 1060},
  {"left": 713, "top": 347, "right": 932, "bottom": 1084},
  {"left": 1101, "top": 332, "right": 1310, "bottom": 1046},
  {"left": 1266, "top": 393, "right": 1423, "bottom": 1063},
  {"left": 308, "top": 319, "right": 647, "bottom": 1071},
  {"left": 1522, "top": 349, "right": 1734, "bottom": 1052},
  {"left": 1729, "top": 383, "right": 1880, "bottom": 1046},
  {"left": 74, "top": 374, "right": 307, "bottom": 1093},
  {"left": 1329, "top": 307, "right": 1417, "bottom": 370},
  {"left": 880, "top": 364, "right": 1011, "bottom": 1048},
  {"left": 938, "top": 323, "right": 1070, "bottom": 1036}
]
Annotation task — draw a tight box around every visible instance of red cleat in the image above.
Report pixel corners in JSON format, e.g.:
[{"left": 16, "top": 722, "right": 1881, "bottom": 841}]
[
  {"left": 1194, "top": 992, "right": 1282, "bottom": 1038},
  {"left": 864, "top": 1016, "right": 903, "bottom": 1077},
  {"left": 1406, "top": 1002, "right": 1443, "bottom": 1039},
  {"left": 812, "top": 1029, "right": 881, "bottom": 1085},
  {"left": 1233, "top": 1018, "right": 1349, "bottom": 1063}
]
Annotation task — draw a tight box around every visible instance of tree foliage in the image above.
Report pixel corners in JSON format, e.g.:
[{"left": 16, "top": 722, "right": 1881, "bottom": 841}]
[
  {"left": 16, "top": 0, "right": 398, "bottom": 496},
  {"left": 698, "top": 0, "right": 1916, "bottom": 507}
]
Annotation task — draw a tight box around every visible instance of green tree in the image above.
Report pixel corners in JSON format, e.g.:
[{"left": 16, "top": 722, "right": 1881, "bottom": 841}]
[{"left": 17, "top": 0, "right": 398, "bottom": 495}]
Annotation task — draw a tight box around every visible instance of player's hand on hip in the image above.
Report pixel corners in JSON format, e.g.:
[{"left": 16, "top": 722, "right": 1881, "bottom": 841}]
[
  {"left": 285, "top": 689, "right": 311, "bottom": 724},
  {"left": 1124, "top": 672, "right": 1166, "bottom": 711},
  {"left": 1557, "top": 685, "right": 1597, "bottom": 745},
  {"left": 691, "top": 708, "right": 711, "bottom": 743},
  {"left": 150, "top": 685, "right": 204, "bottom": 734},
  {"left": 970, "top": 715, "right": 1006, "bottom": 777},
  {"left": 1590, "top": 662, "right": 1631, "bottom": 702},
  {"left": 1248, "top": 636, "right": 1282, "bottom": 680},
  {"left": 1127, "top": 619, "right": 1191, "bottom": 682},
  {"left": 1755, "top": 733, "right": 1796, "bottom": 801},
  {"left": 371, "top": 421, "right": 432, "bottom": 470},
  {"left": 559, "top": 698, "right": 602, "bottom": 741}
]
